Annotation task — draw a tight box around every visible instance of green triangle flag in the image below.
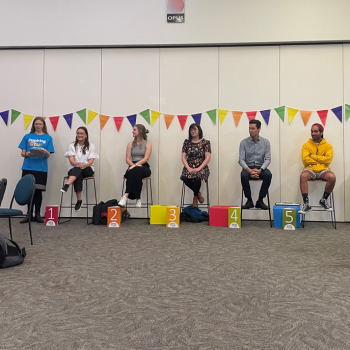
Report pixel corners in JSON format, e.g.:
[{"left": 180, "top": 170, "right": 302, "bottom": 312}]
[
  {"left": 206, "top": 109, "right": 216, "bottom": 125},
  {"left": 139, "top": 109, "right": 150, "bottom": 124},
  {"left": 274, "top": 106, "right": 285, "bottom": 122},
  {"left": 11, "top": 109, "right": 21, "bottom": 124},
  {"left": 76, "top": 108, "right": 86, "bottom": 124},
  {"left": 345, "top": 104, "right": 350, "bottom": 121}
]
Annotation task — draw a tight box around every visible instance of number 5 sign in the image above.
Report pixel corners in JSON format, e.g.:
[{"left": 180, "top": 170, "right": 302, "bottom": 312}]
[
  {"left": 166, "top": 206, "right": 179, "bottom": 228},
  {"left": 45, "top": 205, "right": 58, "bottom": 226},
  {"left": 228, "top": 207, "right": 241, "bottom": 228},
  {"left": 107, "top": 206, "right": 121, "bottom": 228},
  {"left": 282, "top": 208, "right": 296, "bottom": 230}
]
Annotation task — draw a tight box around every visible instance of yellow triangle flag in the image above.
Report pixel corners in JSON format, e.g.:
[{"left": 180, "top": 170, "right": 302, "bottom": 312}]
[
  {"left": 300, "top": 110, "right": 312, "bottom": 126},
  {"left": 99, "top": 115, "right": 109, "bottom": 130},
  {"left": 232, "top": 111, "right": 243, "bottom": 127},
  {"left": 87, "top": 110, "right": 98, "bottom": 125},
  {"left": 24, "top": 114, "right": 34, "bottom": 129},
  {"left": 164, "top": 114, "right": 175, "bottom": 129},
  {"left": 288, "top": 107, "right": 299, "bottom": 124},
  {"left": 151, "top": 110, "right": 161, "bottom": 126},
  {"left": 218, "top": 109, "right": 228, "bottom": 125}
]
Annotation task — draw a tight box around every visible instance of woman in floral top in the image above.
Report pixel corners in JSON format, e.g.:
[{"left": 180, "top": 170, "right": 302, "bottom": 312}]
[{"left": 180, "top": 123, "right": 211, "bottom": 208}]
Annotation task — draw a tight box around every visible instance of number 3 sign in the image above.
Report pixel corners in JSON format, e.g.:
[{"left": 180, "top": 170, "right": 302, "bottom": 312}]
[{"left": 166, "top": 206, "right": 179, "bottom": 228}]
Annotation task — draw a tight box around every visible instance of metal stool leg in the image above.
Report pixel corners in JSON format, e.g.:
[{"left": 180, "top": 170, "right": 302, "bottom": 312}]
[
  {"left": 58, "top": 178, "right": 65, "bottom": 224},
  {"left": 267, "top": 191, "right": 272, "bottom": 228},
  {"left": 146, "top": 178, "right": 149, "bottom": 224},
  {"left": 241, "top": 188, "right": 244, "bottom": 227},
  {"left": 331, "top": 191, "right": 336, "bottom": 229},
  {"left": 86, "top": 179, "right": 89, "bottom": 225}
]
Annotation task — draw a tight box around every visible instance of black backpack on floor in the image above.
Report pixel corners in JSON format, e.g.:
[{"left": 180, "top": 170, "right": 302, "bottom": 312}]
[
  {"left": 0, "top": 234, "right": 26, "bottom": 269},
  {"left": 92, "top": 199, "right": 119, "bottom": 225}
]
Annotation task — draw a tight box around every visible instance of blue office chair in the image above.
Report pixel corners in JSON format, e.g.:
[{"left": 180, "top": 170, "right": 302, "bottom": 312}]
[{"left": 0, "top": 178, "right": 7, "bottom": 206}]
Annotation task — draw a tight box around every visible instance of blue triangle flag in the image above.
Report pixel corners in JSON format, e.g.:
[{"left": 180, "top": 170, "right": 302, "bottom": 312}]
[
  {"left": 127, "top": 114, "right": 137, "bottom": 127},
  {"left": 191, "top": 113, "right": 202, "bottom": 125},
  {"left": 260, "top": 109, "right": 271, "bottom": 125},
  {"left": 0, "top": 110, "right": 9, "bottom": 125},
  {"left": 331, "top": 106, "right": 342, "bottom": 122},
  {"left": 63, "top": 113, "right": 73, "bottom": 128}
]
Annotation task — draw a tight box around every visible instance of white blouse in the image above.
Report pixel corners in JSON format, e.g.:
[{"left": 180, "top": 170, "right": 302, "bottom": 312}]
[{"left": 64, "top": 142, "right": 99, "bottom": 171}]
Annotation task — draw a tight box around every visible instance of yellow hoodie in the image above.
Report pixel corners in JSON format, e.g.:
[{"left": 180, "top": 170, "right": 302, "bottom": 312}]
[{"left": 302, "top": 138, "right": 333, "bottom": 172}]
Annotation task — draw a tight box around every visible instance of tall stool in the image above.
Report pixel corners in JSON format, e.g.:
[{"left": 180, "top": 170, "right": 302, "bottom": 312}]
[
  {"left": 301, "top": 179, "right": 336, "bottom": 229},
  {"left": 240, "top": 179, "right": 272, "bottom": 227},
  {"left": 180, "top": 179, "right": 210, "bottom": 214},
  {"left": 58, "top": 176, "right": 97, "bottom": 225},
  {"left": 121, "top": 176, "right": 153, "bottom": 224}
]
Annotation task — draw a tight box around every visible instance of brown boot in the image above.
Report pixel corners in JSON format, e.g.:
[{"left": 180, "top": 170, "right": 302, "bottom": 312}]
[
  {"left": 198, "top": 191, "right": 204, "bottom": 203},
  {"left": 192, "top": 196, "right": 198, "bottom": 208}
]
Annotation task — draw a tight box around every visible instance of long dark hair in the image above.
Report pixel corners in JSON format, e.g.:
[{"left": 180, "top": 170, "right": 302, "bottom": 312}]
[
  {"left": 188, "top": 123, "right": 203, "bottom": 141},
  {"left": 132, "top": 124, "right": 149, "bottom": 148},
  {"left": 30, "top": 117, "right": 48, "bottom": 134},
  {"left": 74, "top": 126, "right": 90, "bottom": 154}
]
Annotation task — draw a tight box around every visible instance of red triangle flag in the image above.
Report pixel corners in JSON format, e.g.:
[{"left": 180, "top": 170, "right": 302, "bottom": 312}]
[
  {"left": 246, "top": 111, "right": 257, "bottom": 121},
  {"left": 113, "top": 117, "right": 124, "bottom": 131},
  {"left": 49, "top": 116, "right": 59, "bottom": 131},
  {"left": 317, "top": 110, "right": 328, "bottom": 126},
  {"left": 178, "top": 115, "right": 188, "bottom": 130}
]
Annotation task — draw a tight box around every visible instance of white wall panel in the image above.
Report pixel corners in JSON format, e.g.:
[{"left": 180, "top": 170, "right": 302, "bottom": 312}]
[
  {"left": 159, "top": 47, "right": 219, "bottom": 207},
  {"left": 219, "top": 46, "right": 280, "bottom": 220},
  {"left": 100, "top": 49, "right": 160, "bottom": 217},
  {"left": 280, "top": 45, "right": 344, "bottom": 221},
  {"left": 43, "top": 49, "right": 102, "bottom": 217},
  {"left": 0, "top": 50, "right": 44, "bottom": 210}
]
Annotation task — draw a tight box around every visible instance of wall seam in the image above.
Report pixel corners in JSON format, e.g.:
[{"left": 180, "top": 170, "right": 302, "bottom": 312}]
[
  {"left": 41, "top": 49, "right": 45, "bottom": 117},
  {"left": 99, "top": 48, "right": 103, "bottom": 203},
  {"left": 342, "top": 44, "right": 345, "bottom": 221},
  {"left": 217, "top": 47, "right": 220, "bottom": 205},
  {"left": 279, "top": 45, "right": 281, "bottom": 203}
]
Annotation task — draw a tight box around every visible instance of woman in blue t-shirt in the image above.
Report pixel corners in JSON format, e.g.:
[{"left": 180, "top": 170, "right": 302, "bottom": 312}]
[{"left": 18, "top": 117, "right": 55, "bottom": 223}]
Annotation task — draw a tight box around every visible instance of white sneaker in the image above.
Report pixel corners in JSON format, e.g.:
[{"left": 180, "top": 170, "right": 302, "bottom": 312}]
[
  {"left": 118, "top": 196, "right": 127, "bottom": 207},
  {"left": 135, "top": 199, "right": 142, "bottom": 208},
  {"left": 298, "top": 202, "right": 312, "bottom": 214}
]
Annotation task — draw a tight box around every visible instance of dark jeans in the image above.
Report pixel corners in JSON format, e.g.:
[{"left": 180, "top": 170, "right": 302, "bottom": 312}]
[
  {"left": 241, "top": 167, "right": 272, "bottom": 200},
  {"left": 124, "top": 164, "right": 151, "bottom": 200},
  {"left": 68, "top": 166, "right": 94, "bottom": 192},
  {"left": 182, "top": 177, "right": 201, "bottom": 196}
]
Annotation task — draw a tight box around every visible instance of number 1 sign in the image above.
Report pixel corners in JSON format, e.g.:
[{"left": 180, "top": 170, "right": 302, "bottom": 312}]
[{"left": 45, "top": 205, "right": 58, "bottom": 226}]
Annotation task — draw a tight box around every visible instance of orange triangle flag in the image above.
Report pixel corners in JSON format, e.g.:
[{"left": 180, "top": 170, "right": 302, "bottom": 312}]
[
  {"left": 164, "top": 114, "right": 175, "bottom": 129},
  {"left": 99, "top": 115, "right": 109, "bottom": 130},
  {"left": 300, "top": 111, "right": 312, "bottom": 126},
  {"left": 232, "top": 111, "right": 243, "bottom": 127}
]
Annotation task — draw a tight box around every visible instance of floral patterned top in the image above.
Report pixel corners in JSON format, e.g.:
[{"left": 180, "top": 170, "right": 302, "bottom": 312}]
[{"left": 180, "top": 138, "right": 211, "bottom": 182}]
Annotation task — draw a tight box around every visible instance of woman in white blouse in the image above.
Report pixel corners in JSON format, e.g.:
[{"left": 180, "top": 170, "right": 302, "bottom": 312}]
[{"left": 60, "top": 126, "right": 99, "bottom": 211}]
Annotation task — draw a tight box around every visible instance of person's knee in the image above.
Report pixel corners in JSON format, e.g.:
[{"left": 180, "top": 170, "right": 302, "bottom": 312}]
[
  {"left": 241, "top": 170, "right": 249, "bottom": 180},
  {"left": 262, "top": 170, "right": 272, "bottom": 180},
  {"left": 300, "top": 172, "right": 309, "bottom": 182}
]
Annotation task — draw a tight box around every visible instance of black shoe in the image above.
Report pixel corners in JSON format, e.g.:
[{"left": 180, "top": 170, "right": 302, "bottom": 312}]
[
  {"left": 75, "top": 200, "right": 82, "bottom": 211},
  {"left": 60, "top": 184, "right": 69, "bottom": 193},
  {"left": 255, "top": 199, "right": 269, "bottom": 210},
  {"left": 34, "top": 212, "right": 44, "bottom": 223},
  {"left": 242, "top": 199, "right": 254, "bottom": 209},
  {"left": 20, "top": 215, "right": 33, "bottom": 224}
]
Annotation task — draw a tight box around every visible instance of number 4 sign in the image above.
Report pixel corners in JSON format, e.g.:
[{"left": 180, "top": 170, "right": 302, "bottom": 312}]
[
  {"left": 228, "top": 207, "right": 241, "bottom": 228},
  {"left": 45, "top": 205, "right": 58, "bottom": 226}
]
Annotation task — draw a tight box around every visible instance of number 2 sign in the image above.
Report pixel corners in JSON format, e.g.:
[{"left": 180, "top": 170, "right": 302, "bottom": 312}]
[{"left": 107, "top": 206, "right": 121, "bottom": 228}]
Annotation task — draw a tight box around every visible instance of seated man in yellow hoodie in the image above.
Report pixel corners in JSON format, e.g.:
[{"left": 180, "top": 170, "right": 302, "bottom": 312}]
[{"left": 298, "top": 123, "right": 336, "bottom": 214}]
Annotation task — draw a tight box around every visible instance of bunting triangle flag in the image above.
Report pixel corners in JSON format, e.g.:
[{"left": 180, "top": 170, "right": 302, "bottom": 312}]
[
  {"left": 127, "top": 114, "right": 137, "bottom": 127},
  {"left": 49, "top": 116, "right": 59, "bottom": 131},
  {"left": 246, "top": 111, "right": 257, "bottom": 121},
  {"left": 11, "top": 109, "right": 21, "bottom": 124},
  {"left": 140, "top": 109, "right": 151, "bottom": 124},
  {"left": 260, "top": 110, "right": 271, "bottom": 125},
  {"left": 99, "top": 115, "right": 109, "bottom": 130},
  {"left": 87, "top": 110, "right": 98, "bottom": 125},
  {"left": 300, "top": 110, "right": 312, "bottom": 126},
  {"left": 63, "top": 113, "right": 73, "bottom": 128},
  {"left": 42, "top": 117, "right": 46, "bottom": 121},
  {"left": 113, "top": 117, "right": 124, "bottom": 131},
  {"left": 0, "top": 110, "right": 9, "bottom": 125},
  {"left": 192, "top": 113, "right": 201, "bottom": 125},
  {"left": 274, "top": 106, "right": 285, "bottom": 122},
  {"left": 151, "top": 110, "right": 161, "bottom": 126},
  {"left": 164, "top": 114, "right": 175, "bottom": 129},
  {"left": 178, "top": 115, "right": 188, "bottom": 130},
  {"left": 218, "top": 109, "right": 228, "bottom": 125},
  {"left": 346, "top": 104, "right": 350, "bottom": 121},
  {"left": 24, "top": 114, "right": 34, "bottom": 129},
  {"left": 232, "top": 111, "right": 243, "bottom": 127},
  {"left": 206, "top": 109, "right": 216, "bottom": 125},
  {"left": 76, "top": 108, "right": 86, "bottom": 124},
  {"left": 331, "top": 106, "right": 342, "bottom": 122},
  {"left": 287, "top": 107, "right": 298, "bottom": 124},
  {"left": 317, "top": 110, "right": 328, "bottom": 126}
]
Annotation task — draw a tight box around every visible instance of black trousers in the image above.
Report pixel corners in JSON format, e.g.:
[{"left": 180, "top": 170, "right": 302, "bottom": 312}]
[
  {"left": 68, "top": 166, "right": 94, "bottom": 192},
  {"left": 182, "top": 177, "right": 201, "bottom": 196},
  {"left": 241, "top": 167, "right": 272, "bottom": 200},
  {"left": 124, "top": 164, "right": 151, "bottom": 200},
  {"left": 27, "top": 190, "right": 42, "bottom": 215}
]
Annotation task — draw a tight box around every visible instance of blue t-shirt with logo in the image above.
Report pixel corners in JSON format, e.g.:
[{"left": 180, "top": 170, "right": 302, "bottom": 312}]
[{"left": 18, "top": 133, "right": 55, "bottom": 172}]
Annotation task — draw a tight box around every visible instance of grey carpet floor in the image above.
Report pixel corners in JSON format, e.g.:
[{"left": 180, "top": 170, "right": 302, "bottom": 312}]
[{"left": 1, "top": 218, "right": 350, "bottom": 350}]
